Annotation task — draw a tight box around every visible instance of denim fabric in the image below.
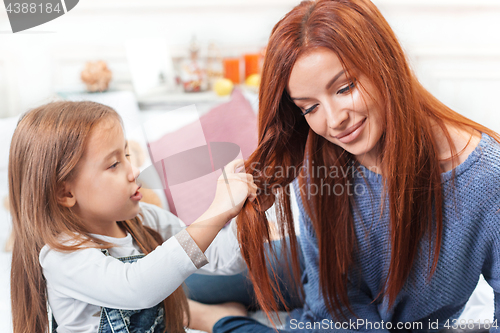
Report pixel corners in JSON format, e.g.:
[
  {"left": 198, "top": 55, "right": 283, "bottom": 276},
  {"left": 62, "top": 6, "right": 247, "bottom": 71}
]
[
  {"left": 183, "top": 238, "right": 305, "bottom": 311},
  {"left": 212, "top": 316, "right": 288, "bottom": 333},
  {"left": 97, "top": 250, "right": 166, "bottom": 333}
]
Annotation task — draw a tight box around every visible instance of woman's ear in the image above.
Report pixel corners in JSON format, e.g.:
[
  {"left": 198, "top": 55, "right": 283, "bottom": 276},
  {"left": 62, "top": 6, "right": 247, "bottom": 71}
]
[{"left": 57, "top": 181, "right": 76, "bottom": 208}]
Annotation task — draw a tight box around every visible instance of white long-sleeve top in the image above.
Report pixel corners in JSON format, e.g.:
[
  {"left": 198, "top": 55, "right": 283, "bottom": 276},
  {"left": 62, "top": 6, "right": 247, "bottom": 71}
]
[{"left": 39, "top": 202, "right": 246, "bottom": 333}]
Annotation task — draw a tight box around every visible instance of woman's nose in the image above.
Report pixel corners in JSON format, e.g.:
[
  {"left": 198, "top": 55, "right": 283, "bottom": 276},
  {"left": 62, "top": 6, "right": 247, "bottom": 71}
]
[{"left": 324, "top": 102, "right": 349, "bottom": 130}]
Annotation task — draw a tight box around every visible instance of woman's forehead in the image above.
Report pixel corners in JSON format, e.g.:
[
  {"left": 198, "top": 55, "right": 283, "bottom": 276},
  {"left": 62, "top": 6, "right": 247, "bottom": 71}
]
[{"left": 288, "top": 48, "right": 345, "bottom": 94}]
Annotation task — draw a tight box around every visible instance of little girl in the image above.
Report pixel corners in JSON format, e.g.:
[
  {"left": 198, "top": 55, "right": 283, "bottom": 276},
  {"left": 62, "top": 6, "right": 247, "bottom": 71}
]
[{"left": 9, "top": 101, "right": 255, "bottom": 333}]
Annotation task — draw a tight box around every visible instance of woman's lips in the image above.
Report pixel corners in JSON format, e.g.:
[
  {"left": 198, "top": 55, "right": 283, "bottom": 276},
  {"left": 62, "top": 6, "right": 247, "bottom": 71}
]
[{"left": 334, "top": 118, "right": 367, "bottom": 144}]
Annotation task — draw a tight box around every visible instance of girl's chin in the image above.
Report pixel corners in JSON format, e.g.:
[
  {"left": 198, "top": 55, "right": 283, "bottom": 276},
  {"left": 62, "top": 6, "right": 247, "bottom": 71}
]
[{"left": 121, "top": 210, "right": 140, "bottom": 221}]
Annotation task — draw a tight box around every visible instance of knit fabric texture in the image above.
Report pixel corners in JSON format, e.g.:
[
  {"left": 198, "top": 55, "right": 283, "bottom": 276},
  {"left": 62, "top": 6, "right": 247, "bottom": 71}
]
[{"left": 290, "top": 132, "right": 500, "bottom": 332}]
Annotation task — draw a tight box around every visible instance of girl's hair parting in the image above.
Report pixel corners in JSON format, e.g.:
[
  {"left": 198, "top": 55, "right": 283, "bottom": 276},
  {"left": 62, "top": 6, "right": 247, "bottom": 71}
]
[
  {"left": 236, "top": 0, "right": 500, "bottom": 325},
  {"left": 9, "top": 101, "right": 189, "bottom": 333}
]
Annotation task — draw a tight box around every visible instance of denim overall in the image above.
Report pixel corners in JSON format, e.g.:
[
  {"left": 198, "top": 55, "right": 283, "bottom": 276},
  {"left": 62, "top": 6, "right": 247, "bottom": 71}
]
[{"left": 52, "top": 249, "right": 166, "bottom": 333}]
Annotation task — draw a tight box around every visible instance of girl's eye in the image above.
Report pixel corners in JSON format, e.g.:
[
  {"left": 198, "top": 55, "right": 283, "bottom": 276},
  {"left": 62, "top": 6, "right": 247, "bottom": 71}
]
[
  {"left": 337, "top": 80, "right": 356, "bottom": 95},
  {"left": 125, "top": 154, "right": 131, "bottom": 160},
  {"left": 109, "top": 162, "right": 119, "bottom": 169},
  {"left": 302, "top": 104, "right": 318, "bottom": 116}
]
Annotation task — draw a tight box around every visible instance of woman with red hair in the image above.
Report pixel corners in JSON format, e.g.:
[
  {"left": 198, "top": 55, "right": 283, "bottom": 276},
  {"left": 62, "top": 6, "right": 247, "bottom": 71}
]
[{"left": 188, "top": 0, "right": 500, "bottom": 332}]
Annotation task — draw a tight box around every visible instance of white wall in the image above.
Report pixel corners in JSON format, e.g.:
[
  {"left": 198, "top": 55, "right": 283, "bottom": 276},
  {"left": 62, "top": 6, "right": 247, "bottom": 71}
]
[
  {"left": 377, "top": 0, "right": 500, "bottom": 132},
  {"left": 0, "top": 0, "right": 499, "bottom": 131}
]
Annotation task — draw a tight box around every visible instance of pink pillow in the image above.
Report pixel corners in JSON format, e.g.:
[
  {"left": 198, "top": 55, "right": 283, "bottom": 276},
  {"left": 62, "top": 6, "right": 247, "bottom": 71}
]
[{"left": 147, "top": 89, "right": 258, "bottom": 225}]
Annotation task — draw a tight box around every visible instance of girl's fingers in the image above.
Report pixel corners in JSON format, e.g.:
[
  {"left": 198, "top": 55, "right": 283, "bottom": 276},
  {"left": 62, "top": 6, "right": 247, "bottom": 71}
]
[
  {"left": 246, "top": 173, "right": 254, "bottom": 183},
  {"left": 230, "top": 173, "right": 257, "bottom": 201},
  {"left": 233, "top": 172, "right": 254, "bottom": 184},
  {"left": 248, "top": 182, "right": 258, "bottom": 201},
  {"left": 224, "top": 159, "right": 245, "bottom": 174}
]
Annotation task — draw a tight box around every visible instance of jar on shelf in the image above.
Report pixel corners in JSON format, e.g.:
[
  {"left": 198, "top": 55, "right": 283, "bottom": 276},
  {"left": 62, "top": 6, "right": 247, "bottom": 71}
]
[
  {"left": 206, "top": 42, "right": 224, "bottom": 90},
  {"left": 179, "top": 36, "right": 208, "bottom": 92}
]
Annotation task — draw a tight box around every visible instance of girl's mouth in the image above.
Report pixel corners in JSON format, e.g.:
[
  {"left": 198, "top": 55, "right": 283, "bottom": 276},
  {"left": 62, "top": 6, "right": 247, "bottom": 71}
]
[{"left": 131, "top": 185, "right": 143, "bottom": 201}]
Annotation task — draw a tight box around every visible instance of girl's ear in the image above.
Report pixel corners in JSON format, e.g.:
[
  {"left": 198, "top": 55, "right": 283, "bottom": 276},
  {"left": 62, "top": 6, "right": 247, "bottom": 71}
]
[{"left": 57, "top": 182, "right": 76, "bottom": 208}]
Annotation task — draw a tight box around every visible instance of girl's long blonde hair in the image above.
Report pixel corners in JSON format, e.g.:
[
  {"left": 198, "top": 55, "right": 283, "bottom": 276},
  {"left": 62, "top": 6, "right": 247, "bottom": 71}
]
[{"left": 9, "top": 101, "right": 189, "bottom": 333}]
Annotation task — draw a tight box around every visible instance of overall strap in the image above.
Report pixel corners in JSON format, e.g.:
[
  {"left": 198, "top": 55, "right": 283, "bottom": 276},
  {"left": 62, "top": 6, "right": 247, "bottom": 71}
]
[{"left": 97, "top": 250, "right": 164, "bottom": 333}]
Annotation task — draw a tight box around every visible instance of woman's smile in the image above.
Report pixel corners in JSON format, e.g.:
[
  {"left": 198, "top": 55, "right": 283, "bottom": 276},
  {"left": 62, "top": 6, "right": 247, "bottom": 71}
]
[{"left": 334, "top": 117, "right": 367, "bottom": 143}]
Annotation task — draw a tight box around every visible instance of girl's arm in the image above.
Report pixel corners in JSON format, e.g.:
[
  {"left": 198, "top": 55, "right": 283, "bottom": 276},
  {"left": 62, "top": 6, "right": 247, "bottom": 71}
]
[
  {"left": 142, "top": 160, "right": 252, "bottom": 275},
  {"left": 40, "top": 236, "right": 197, "bottom": 309},
  {"left": 140, "top": 203, "right": 246, "bottom": 275},
  {"left": 184, "top": 159, "right": 256, "bottom": 253},
  {"left": 39, "top": 159, "right": 255, "bottom": 309}
]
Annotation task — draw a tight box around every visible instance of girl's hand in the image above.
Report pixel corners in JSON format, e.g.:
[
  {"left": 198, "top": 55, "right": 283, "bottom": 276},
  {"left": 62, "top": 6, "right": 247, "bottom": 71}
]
[
  {"left": 186, "top": 159, "right": 257, "bottom": 252},
  {"left": 207, "top": 159, "right": 257, "bottom": 223}
]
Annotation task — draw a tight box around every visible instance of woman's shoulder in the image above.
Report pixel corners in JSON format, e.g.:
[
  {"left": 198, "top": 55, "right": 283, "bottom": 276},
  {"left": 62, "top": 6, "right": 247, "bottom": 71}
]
[
  {"left": 444, "top": 132, "right": 500, "bottom": 222},
  {"left": 436, "top": 125, "right": 482, "bottom": 174},
  {"left": 460, "top": 132, "right": 500, "bottom": 178},
  {"left": 440, "top": 129, "right": 500, "bottom": 182}
]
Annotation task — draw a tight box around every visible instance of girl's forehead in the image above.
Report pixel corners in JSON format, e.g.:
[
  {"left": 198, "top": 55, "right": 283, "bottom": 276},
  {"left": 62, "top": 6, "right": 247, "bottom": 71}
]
[
  {"left": 85, "top": 119, "right": 124, "bottom": 157},
  {"left": 97, "top": 116, "right": 121, "bottom": 131}
]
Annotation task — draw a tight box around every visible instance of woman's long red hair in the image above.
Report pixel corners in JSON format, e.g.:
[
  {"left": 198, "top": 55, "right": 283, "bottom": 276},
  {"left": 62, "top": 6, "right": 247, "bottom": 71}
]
[{"left": 237, "top": 0, "right": 500, "bottom": 324}]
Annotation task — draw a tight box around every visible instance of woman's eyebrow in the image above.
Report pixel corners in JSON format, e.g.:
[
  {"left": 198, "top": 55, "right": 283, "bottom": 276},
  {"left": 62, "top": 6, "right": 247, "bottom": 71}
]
[
  {"left": 290, "top": 70, "right": 345, "bottom": 101},
  {"left": 325, "top": 70, "right": 345, "bottom": 90}
]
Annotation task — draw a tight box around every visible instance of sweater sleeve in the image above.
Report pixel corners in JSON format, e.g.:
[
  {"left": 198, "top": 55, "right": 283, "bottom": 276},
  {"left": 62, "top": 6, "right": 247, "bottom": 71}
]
[
  {"left": 40, "top": 235, "right": 198, "bottom": 310},
  {"left": 482, "top": 220, "right": 500, "bottom": 333},
  {"left": 140, "top": 202, "right": 247, "bottom": 275}
]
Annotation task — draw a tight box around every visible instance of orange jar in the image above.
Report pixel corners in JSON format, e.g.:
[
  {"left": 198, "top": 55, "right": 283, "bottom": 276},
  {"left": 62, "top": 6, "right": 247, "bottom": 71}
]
[
  {"left": 244, "top": 53, "right": 260, "bottom": 79},
  {"left": 223, "top": 57, "right": 241, "bottom": 84}
]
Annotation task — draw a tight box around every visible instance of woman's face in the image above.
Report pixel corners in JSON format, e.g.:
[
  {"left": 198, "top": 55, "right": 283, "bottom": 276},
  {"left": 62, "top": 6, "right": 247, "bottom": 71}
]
[{"left": 287, "top": 47, "right": 385, "bottom": 169}]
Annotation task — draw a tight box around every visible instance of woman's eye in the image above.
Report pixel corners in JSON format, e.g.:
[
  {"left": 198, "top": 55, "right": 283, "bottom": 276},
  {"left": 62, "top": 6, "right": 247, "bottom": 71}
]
[
  {"left": 302, "top": 104, "right": 318, "bottom": 116},
  {"left": 337, "top": 81, "right": 356, "bottom": 95}
]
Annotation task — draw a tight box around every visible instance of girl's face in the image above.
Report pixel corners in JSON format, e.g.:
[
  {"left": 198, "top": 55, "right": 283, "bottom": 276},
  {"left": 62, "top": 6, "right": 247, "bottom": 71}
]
[
  {"left": 67, "top": 118, "right": 142, "bottom": 231},
  {"left": 287, "top": 47, "right": 385, "bottom": 170}
]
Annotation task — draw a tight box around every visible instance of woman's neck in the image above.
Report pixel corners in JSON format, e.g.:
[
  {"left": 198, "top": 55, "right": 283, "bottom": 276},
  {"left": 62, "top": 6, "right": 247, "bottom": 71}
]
[
  {"left": 353, "top": 141, "right": 384, "bottom": 175},
  {"left": 432, "top": 121, "right": 481, "bottom": 173}
]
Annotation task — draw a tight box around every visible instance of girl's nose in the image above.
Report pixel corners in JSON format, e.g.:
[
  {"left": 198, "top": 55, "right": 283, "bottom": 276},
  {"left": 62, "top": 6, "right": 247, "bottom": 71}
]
[{"left": 129, "top": 163, "right": 140, "bottom": 182}]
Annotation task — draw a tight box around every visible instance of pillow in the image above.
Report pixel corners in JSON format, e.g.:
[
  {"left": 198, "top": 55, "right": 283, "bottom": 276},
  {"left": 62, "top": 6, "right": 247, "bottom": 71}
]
[
  {"left": 144, "top": 89, "right": 258, "bottom": 225},
  {"left": 0, "top": 115, "right": 20, "bottom": 251},
  {"left": 0, "top": 115, "right": 21, "bottom": 172}
]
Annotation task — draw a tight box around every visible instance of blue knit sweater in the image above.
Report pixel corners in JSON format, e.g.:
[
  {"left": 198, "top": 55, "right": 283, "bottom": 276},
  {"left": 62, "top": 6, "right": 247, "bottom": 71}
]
[{"left": 289, "top": 132, "right": 500, "bottom": 332}]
